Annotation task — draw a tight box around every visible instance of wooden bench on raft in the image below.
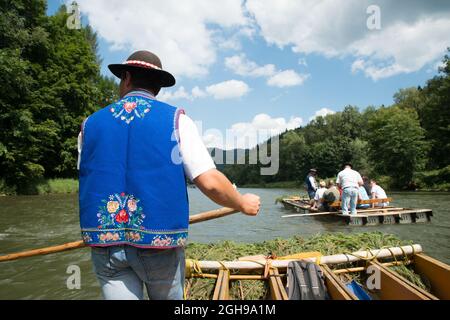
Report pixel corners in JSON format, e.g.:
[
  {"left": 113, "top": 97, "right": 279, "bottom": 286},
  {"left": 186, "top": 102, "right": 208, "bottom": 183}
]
[{"left": 329, "top": 197, "right": 392, "bottom": 209}]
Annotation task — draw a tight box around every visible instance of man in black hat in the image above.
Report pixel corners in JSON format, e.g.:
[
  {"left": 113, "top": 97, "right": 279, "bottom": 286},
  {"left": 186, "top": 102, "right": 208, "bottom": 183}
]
[
  {"left": 78, "top": 50, "right": 260, "bottom": 300},
  {"left": 305, "top": 169, "right": 318, "bottom": 200}
]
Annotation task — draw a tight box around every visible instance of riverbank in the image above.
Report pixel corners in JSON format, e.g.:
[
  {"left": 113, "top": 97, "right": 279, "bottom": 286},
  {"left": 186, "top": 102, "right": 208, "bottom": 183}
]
[
  {"left": 237, "top": 167, "right": 450, "bottom": 192},
  {"left": 240, "top": 179, "right": 450, "bottom": 192},
  {"left": 36, "top": 179, "right": 79, "bottom": 194},
  {"left": 1, "top": 175, "right": 448, "bottom": 196},
  {"left": 0, "top": 178, "right": 79, "bottom": 196}
]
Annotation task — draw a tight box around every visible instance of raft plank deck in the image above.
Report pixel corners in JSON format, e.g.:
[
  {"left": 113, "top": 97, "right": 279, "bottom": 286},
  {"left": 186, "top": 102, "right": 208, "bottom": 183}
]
[
  {"left": 280, "top": 198, "right": 433, "bottom": 226},
  {"left": 186, "top": 245, "right": 450, "bottom": 300}
]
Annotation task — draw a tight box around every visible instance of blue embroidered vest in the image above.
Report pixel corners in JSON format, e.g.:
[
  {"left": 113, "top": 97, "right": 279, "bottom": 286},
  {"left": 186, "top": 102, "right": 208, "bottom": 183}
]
[{"left": 79, "top": 90, "right": 189, "bottom": 248}]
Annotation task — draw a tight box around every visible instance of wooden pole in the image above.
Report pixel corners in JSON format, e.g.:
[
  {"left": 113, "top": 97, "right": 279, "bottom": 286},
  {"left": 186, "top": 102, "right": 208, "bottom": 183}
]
[
  {"left": 0, "top": 207, "right": 239, "bottom": 263},
  {"left": 282, "top": 207, "right": 408, "bottom": 218},
  {"left": 189, "top": 207, "right": 239, "bottom": 224},
  {"left": 282, "top": 212, "right": 337, "bottom": 218},
  {"left": 191, "top": 244, "right": 423, "bottom": 271},
  {"left": 332, "top": 260, "right": 412, "bottom": 274},
  {"left": 0, "top": 240, "right": 86, "bottom": 262}
]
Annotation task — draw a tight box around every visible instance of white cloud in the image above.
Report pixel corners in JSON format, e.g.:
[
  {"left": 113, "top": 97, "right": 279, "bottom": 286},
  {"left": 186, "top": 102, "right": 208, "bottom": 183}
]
[
  {"left": 76, "top": 0, "right": 248, "bottom": 78},
  {"left": 158, "top": 86, "right": 192, "bottom": 101},
  {"left": 349, "top": 18, "right": 450, "bottom": 80},
  {"left": 191, "top": 86, "right": 207, "bottom": 98},
  {"left": 203, "top": 113, "right": 303, "bottom": 149},
  {"left": 76, "top": 0, "right": 450, "bottom": 81},
  {"left": 267, "top": 70, "right": 309, "bottom": 87},
  {"left": 309, "top": 108, "right": 336, "bottom": 122},
  {"left": 225, "top": 54, "right": 309, "bottom": 87},
  {"left": 202, "top": 132, "right": 224, "bottom": 149},
  {"left": 205, "top": 80, "right": 250, "bottom": 100},
  {"left": 245, "top": 0, "right": 450, "bottom": 80},
  {"left": 159, "top": 80, "right": 250, "bottom": 101},
  {"left": 225, "top": 54, "right": 276, "bottom": 77}
]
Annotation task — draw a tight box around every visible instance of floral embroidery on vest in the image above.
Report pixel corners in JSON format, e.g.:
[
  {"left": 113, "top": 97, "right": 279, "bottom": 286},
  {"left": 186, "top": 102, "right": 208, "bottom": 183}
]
[
  {"left": 110, "top": 97, "right": 151, "bottom": 124},
  {"left": 89, "top": 192, "right": 188, "bottom": 246},
  {"left": 97, "top": 193, "right": 145, "bottom": 230}
]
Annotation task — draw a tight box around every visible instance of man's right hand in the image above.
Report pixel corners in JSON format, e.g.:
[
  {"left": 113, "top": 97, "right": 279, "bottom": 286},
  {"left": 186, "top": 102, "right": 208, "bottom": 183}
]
[
  {"left": 239, "top": 193, "right": 260, "bottom": 216},
  {"left": 194, "top": 169, "right": 261, "bottom": 216}
]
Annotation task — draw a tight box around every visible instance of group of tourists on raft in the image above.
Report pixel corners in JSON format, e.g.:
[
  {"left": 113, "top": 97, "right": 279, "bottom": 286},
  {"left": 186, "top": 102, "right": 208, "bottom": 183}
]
[{"left": 305, "top": 163, "right": 389, "bottom": 215}]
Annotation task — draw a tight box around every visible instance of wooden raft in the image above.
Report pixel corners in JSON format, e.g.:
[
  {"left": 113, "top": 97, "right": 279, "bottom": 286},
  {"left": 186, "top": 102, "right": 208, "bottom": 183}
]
[
  {"left": 280, "top": 198, "right": 433, "bottom": 226},
  {"left": 185, "top": 245, "right": 450, "bottom": 300}
]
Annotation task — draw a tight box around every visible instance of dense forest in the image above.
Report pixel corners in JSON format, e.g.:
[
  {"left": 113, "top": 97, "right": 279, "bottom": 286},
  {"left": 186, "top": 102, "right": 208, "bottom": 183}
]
[
  {"left": 0, "top": 1, "right": 449, "bottom": 194},
  {"left": 0, "top": 0, "right": 118, "bottom": 194},
  {"left": 222, "top": 51, "right": 450, "bottom": 191}
]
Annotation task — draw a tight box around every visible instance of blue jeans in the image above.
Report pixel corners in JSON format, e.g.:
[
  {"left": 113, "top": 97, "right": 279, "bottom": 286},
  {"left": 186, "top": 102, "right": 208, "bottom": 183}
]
[
  {"left": 342, "top": 187, "right": 358, "bottom": 215},
  {"left": 91, "top": 245, "right": 185, "bottom": 300}
]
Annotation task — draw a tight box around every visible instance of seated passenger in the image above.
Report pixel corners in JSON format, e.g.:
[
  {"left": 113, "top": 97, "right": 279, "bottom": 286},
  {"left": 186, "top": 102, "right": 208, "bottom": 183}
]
[
  {"left": 362, "top": 175, "right": 371, "bottom": 196},
  {"left": 357, "top": 186, "right": 370, "bottom": 209},
  {"left": 323, "top": 180, "right": 341, "bottom": 211},
  {"left": 311, "top": 180, "right": 327, "bottom": 211},
  {"left": 370, "top": 179, "right": 389, "bottom": 208}
]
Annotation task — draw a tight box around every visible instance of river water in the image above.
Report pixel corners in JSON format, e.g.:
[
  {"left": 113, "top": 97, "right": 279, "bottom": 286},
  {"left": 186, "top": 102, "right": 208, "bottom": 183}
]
[{"left": 0, "top": 188, "right": 449, "bottom": 299}]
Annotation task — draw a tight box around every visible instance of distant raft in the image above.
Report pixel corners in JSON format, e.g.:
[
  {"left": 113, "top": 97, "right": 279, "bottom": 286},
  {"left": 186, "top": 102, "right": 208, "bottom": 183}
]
[{"left": 279, "top": 197, "right": 433, "bottom": 226}]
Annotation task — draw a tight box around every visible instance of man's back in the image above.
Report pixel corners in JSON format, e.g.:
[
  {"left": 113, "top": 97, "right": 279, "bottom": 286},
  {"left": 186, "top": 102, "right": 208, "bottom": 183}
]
[
  {"left": 371, "top": 184, "right": 387, "bottom": 199},
  {"left": 79, "top": 92, "right": 189, "bottom": 248},
  {"left": 323, "top": 186, "right": 340, "bottom": 203},
  {"left": 336, "top": 168, "right": 363, "bottom": 189}
]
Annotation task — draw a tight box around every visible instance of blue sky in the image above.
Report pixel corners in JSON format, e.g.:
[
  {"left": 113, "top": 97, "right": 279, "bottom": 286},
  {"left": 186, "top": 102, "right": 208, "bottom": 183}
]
[{"left": 47, "top": 0, "right": 449, "bottom": 149}]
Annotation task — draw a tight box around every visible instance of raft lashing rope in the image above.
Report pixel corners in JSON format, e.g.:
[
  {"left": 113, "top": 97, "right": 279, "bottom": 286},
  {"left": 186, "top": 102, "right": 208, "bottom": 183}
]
[{"left": 184, "top": 244, "right": 428, "bottom": 300}]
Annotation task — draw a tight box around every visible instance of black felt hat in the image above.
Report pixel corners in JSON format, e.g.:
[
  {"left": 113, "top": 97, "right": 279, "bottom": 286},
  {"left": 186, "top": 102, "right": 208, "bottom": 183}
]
[{"left": 108, "top": 50, "right": 176, "bottom": 88}]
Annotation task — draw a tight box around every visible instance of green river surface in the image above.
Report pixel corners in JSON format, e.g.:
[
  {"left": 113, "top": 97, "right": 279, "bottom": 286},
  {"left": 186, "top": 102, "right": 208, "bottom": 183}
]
[{"left": 0, "top": 188, "right": 449, "bottom": 299}]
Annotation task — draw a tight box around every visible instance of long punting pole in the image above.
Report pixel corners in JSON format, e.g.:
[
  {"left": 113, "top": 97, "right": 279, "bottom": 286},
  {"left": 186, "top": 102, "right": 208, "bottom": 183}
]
[
  {"left": 191, "top": 244, "right": 423, "bottom": 271},
  {"left": 0, "top": 207, "right": 239, "bottom": 263}
]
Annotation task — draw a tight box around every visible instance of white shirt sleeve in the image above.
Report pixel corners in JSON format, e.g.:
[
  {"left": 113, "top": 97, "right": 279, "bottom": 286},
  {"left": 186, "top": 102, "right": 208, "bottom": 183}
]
[
  {"left": 77, "top": 132, "right": 82, "bottom": 170},
  {"left": 178, "top": 114, "right": 216, "bottom": 181},
  {"left": 309, "top": 176, "right": 317, "bottom": 190}
]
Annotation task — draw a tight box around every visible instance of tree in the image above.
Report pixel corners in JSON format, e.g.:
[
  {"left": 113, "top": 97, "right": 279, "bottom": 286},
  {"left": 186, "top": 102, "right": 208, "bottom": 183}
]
[
  {"left": 416, "top": 49, "right": 450, "bottom": 169},
  {"left": 393, "top": 87, "right": 424, "bottom": 111},
  {"left": 366, "top": 106, "right": 428, "bottom": 187},
  {"left": 0, "top": 1, "right": 118, "bottom": 193}
]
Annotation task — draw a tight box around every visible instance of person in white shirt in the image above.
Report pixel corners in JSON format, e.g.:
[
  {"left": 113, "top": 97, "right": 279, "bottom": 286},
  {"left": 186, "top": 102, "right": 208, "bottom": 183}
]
[
  {"left": 78, "top": 105, "right": 260, "bottom": 212},
  {"left": 311, "top": 180, "right": 327, "bottom": 211},
  {"left": 77, "top": 50, "right": 261, "bottom": 300},
  {"left": 370, "top": 179, "right": 389, "bottom": 208},
  {"left": 336, "top": 163, "right": 363, "bottom": 215}
]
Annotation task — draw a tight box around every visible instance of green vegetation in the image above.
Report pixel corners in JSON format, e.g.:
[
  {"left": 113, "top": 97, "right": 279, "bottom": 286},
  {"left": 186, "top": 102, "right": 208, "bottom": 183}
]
[
  {"left": 184, "top": 232, "right": 424, "bottom": 300},
  {"left": 223, "top": 50, "right": 450, "bottom": 191},
  {"left": 0, "top": 1, "right": 118, "bottom": 195},
  {"left": 36, "top": 178, "right": 78, "bottom": 194}
]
